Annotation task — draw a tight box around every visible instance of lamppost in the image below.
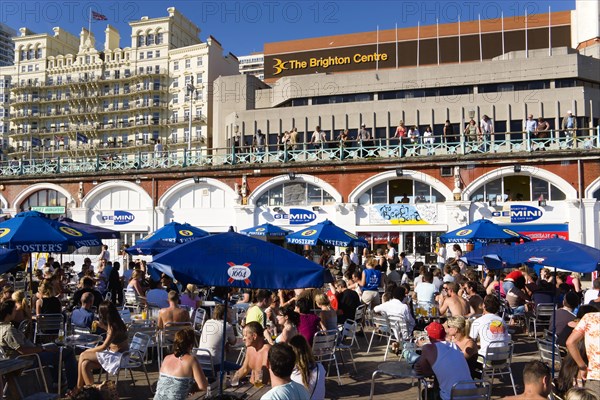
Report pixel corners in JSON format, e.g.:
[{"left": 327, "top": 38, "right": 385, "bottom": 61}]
[{"left": 186, "top": 77, "right": 196, "bottom": 152}]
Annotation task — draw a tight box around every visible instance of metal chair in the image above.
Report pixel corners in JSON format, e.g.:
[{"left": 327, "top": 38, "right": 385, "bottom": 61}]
[
  {"left": 335, "top": 319, "right": 357, "bottom": 373},
  {"left": 192, "top": 307, "right": 207, "bottom": 344},
  {"left": 527, "top": 303, "right": 555, "bottom": 337},
  {"left": 537, "top": 339, "right": 562, "bottom": 377},
  {"left": 109, "top": 332, "right": 153, "bottom": 393},
  {"left": 478, "top": 341, "right": 517, "bottom": 395},
  {"left": 450, "top": 379, "right": 491, "bottom": 400},
  {"left": 312, "top": 329, "right": 341, "bottom": 385},
  {"left": 118, "top": 308, "right": 132, "bottom": 325},
  {"left": 34, "top": 314, "right": 64, "bottom": 344},
  {"left": 194, "top": 348, "right": 216, "bottom": 381},
  {"left": 367, "top": 312, "right": 396, "bottom": 360},
  {"left": 123, "top": 289, "right": 140, "bottom": 313},
  {"left": 158, "top": 322, "right": 192, "bottom": 368},
  {"left": 352, "top": 304, "right": 367, "bottom": 349}
]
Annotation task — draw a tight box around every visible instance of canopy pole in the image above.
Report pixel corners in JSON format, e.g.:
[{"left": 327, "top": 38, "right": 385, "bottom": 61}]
[
  {"left": 218, "top": 292, "right": 229, "bottom": 396},
  {"left": 551, "top": 266, "right": 557, "bottom": 378}
]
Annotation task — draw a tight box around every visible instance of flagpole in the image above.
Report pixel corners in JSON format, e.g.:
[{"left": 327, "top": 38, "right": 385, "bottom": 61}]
[
  {"left": 502, "top": 11, "right": 505, "bottom": 59},
  {"left": 549, "top": 6, "right": 552, "bottom": 56},
  {"left": 478, "top": 14, "right": 482, "bottom": 62},
  {"left": 436, "top": 18, "right": 440, "bottom": 65},
  {"left": 395, "top": 23, "right": 398, "bottom": 69},
  {"left": 417, "top": 21, "right": 420, "bottom": 67},
  {"left": 88, "top": 8, "right": 92, "bottom": 38},
  {"left": 376, "top": 25, "right": 379, "bottom": 72},
  {"left": 525, "top": 8, "right": 528, "bottom": 59},
  {"left": 458, "top": 15, "right": 461, "bottom": 64}
]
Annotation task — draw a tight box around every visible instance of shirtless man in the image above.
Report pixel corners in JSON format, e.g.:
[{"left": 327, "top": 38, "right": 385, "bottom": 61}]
[
  {"left": 232, "top": 321, "right": 271, "bottom": 386},
  {"left": 502, "top": 360, "right": 551, "bottom": 400},
  {"left": 464, "top": 281, "right": 484, "bottom": 316},
  {"left": 437, "top": 282, "right": 470, "bottom": 317},
  {"left": 157, "top": 291, "right": 190, "bottom": 329}
]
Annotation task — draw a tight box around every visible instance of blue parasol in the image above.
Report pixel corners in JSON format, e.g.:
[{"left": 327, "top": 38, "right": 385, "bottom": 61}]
[
  {"left": 0, "top": 211, "right": 102, "bottom": 253},
  {"left": 440, "top": 219, "right": 530, "bottom": 244},
  {"left": 125, "top": 239, "right": 179, "bottom": 256},
  {"left": 0, "top": 248, "right": 21, "bottom": 274},
  {"left": 463, "top": 243, "right": 519, "bottom": 266},
  {"left": 58, "top": 216, "right": 120, "bottom": 240},
  {"left": 151, "top": 231, "right": 333, "bottom": 290},
  {"left": 137, "top": 221, "right": 209, "bottom": 244},
  {"left": 240, "top": 223, "right": 291, "bottom": 237},
  {"left": 286, "top": 219, "right": 368, "bottom": 248}
]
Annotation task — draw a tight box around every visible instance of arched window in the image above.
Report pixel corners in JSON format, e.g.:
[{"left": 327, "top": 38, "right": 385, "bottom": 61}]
[
  {"left": 358, "top": 178, "right": 446, "bottom": 205},
  {"left": 469, "top": 176, "right": 566, "bottom": 202},
  {"left": 593, "top": 188, "right": 600, "bottom": 201},
  {"left": 256, "top": 182, "right": 336, "bottom": 207},
  {"left": 20, "top": 189, "right": 68, "bottom": 216}
]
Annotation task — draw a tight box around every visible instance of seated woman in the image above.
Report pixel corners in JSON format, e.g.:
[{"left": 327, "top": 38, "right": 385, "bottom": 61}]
[
  {"left": 295, "top": 297, "right": 321, "bottom": 346},
  {"left": 35, "top": 280, "right": 62, "bottom": 316},
  {"left": 289, "top": 335, "right": 326, "bottom": 400},
  {"left": 76, "top": 301, "right": 129, "bottom": 388},
  {"left": 126, "top": 270, "right": 146, "bottom": 299},
  {"left": 265, "top": 305, "right": 299, "bottom": 345},
  {"left": 443, "top": 316, "right": 478, "bottom": 377},
  {"left": 180, "top": 284, "right": 202, "bottom": 309},
  {"left": 155, "top": 328, "right": 208, "bottom": 399},
  {"left": 315, "top": 294, "right": 337, "bottom": 331},
  {"left": 11, "top": 289, "right": 31, "bottom": 328}
]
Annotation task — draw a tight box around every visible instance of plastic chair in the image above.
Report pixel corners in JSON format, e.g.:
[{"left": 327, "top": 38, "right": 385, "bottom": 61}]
[
  {"left": 478, "top": 341, "right": 517, "bottom": 395},
  {"left": 335, "top": 319, "right": 358, "bottom": 373},
  {"left": 34, "top": 314, "right": 64, "bottom": 344},
  {"left": 527, "top": 303, "right": 555, "bottom": 337},
  {"left": 450, "top": 379, "right": 491, "bottom": 400},
  {"left": 312, "top": 329, "right": 341, "bottom": 385}
]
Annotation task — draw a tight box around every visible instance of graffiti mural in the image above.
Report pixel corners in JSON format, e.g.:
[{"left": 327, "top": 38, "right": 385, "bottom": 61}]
[{"left": 369, "top": 204, "right": 439, "bottom": 225}]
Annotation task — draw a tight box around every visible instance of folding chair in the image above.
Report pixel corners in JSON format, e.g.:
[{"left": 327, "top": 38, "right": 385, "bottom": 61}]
[
  {"left": 108, "top": 332, "right": 154, "bottom": 393},
  {"left": 367, "top": 312, "right": 396, "bottom": 360},
  {"left": 34, "top": 314, "right": 64, "bottom": 344},
  {"left": 537, "top": 339, "right": 562, "bottom": 377},
  {"left": 192, "top": 307, "right": 207, "bottom": 344},
  {"left": 478, "top": 341, "right": 517, "bottom": 395},
  {"left": 158, "top": 322, "right": 192, "bottom": 368},
  {"left": 194, "top": 348, "right": 216, "bottom": 382},
  {"left": 527, "top": 303, "right": 555, "bottom": 337},
  {"left": 335, "top": 319, "right": 357, "bottom": 373},
  {"left": 450, "top": 379, "right": 491, "bottom": 400},
  {"left": 312, "top": 329, "right": 341, "bottom": 385},
  {"left": 352, "top": 304, "right": 367, "bottom": 348}
]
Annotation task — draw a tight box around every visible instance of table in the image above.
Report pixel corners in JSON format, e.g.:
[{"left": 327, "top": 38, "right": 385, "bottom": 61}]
[
  {"left": 370, "top": 361, "right": 425, "bottom": 400},
  {"left": 0, "top": 358, "right": 33, "bottom": 399},
  {"left": 61, "top": 333, "right": 103, "bottom": 348},
  {"left": 222, "top": 380, "right": 271, "bottom": 399}
]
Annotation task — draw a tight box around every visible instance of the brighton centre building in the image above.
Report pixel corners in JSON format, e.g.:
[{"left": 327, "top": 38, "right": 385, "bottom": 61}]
[{"left": 0, "top": 1, "right": 599, "bottom": 260}]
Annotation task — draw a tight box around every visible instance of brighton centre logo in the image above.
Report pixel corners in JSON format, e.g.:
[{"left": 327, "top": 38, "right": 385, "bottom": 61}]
[{"left": 273, "top": 208, "right": 317, "bottom": 225}]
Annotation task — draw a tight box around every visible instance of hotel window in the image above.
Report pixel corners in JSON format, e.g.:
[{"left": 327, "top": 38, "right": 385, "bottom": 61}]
[
  {"left": 185, "top": 59, "right": 190, "bottom": 69},
  {"left": 155, "top": 50, "right": 160, "bottom": 58},
  {"left": 137, "top": 35, "right": 144, "bottom": 47},
  {"left": 197, "top": 57, "right": 203, "bottom": 66},
  {"left": 140, "top": 52, "right": 144, "bottom": 60},
  {"left": 172, "top": 78, "right": 179, "bottom": 88},
  {"left": 36, "top": 48, "right": 42, "bottom": 58},
  {"left": 147, "top": 51, "right": 153, "bottom": 59},
  {"left": 173, "top": 61, "right": 179, "bottom": 71},
  {"left": 146, "top": 34, "right": 154, "bottom": 46},
  {"left": 196, "top": 73, "right": 203, "bottom": 83},
  {"left": 156, "top": 33, "right": 163, "bottom": 44}
]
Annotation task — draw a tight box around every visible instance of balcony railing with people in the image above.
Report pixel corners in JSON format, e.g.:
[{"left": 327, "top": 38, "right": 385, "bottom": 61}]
[{"left": 0, "top": 127, "right": 598, "bottom": 177}]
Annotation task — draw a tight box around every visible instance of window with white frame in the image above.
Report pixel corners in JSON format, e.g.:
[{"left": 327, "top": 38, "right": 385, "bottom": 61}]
[
  {"left": 256, "top": 182, "right": 336, "bottom": 207},
  {"left": 358, "top": 179, "right": 446, "bottom": 205}
]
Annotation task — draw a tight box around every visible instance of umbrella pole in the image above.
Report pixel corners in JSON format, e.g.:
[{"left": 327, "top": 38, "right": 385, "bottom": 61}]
[
  {"left": 551, "top": 266, "right": 557, "bottom": 379},
  {"left": 218, "top": 292, "right": 229, "bottom": 396}
]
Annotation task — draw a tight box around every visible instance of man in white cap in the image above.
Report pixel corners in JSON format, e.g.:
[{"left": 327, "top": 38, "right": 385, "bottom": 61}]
[{"left": 561, "top": 110, "right": 577, "bottom": 148}]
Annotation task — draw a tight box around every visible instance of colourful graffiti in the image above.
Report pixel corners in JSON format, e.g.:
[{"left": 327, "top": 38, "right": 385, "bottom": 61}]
[{"left": 369, "top": 204, "right": 437, "bottom": 225}]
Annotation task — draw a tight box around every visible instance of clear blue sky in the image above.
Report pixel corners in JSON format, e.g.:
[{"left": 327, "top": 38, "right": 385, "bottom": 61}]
[{"left": 1, "top": 1, "right": 575, "bottom": 56}]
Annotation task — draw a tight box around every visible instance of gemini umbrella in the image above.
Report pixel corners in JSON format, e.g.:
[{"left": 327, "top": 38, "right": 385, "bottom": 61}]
[
  {"left": 137, "top": 221, "right": 209, "bottom": 244},
  {"left": 240, "top": 223, "right": 291, "bottom": 237},
  {"left": 286, "top": 219, "right": 368, "bottom": 248},
  {"left": 440, "top": 219, "right": 530, "bottom": 244},
  {"left": 58, "top": 216, "right": 120, "bottom": 240}
]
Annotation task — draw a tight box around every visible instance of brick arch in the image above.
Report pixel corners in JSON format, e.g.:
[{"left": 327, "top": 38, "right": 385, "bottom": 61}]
[{"left": 13, "top": 183, "right": 75, "bottom": 211}]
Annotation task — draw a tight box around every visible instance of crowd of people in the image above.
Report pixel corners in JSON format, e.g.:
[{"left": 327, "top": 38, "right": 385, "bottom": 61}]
[{"left": 0, "top": 241, "right": 598, "bottom": 400}]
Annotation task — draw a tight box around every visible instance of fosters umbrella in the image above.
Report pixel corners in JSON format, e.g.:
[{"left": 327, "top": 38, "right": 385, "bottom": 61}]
[
  {"left": 240, "top": 223, "right": 291, "bottom": 237},
  {"left": 286, "top": 219, "right": 368, "bottom": 248},
  {"left": 0, "top": 248, "right": 21, "bottom": 274},
  {"left": 150, "top": 231, "right": 333, "bottom": 395},
  {"left": 58, "top": 216, "right": 120, "bottom": 240},
  {"left": 440, "top": 219, "right": 530, "bottom": 244},
  {"left": 0, "top": 211, "right": 103, "bottom": 253},
  {"left": 137, "top": 221, "right": 209, "bottom": 244}
]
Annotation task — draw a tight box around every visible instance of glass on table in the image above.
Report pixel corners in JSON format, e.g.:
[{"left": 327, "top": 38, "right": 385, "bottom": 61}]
[{"left": 253, "top": 369, "right": 264, "bottom": 389}]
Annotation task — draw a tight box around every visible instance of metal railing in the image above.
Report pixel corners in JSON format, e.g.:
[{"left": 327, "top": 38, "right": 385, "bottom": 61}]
[{"left": 1, "top": 127, "right": 598, "bottom": 177}]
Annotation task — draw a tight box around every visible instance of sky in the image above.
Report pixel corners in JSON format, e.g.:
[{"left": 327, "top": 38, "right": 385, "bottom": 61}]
[{"left": 1, "top": 0, "right": 576, "bottom": 56}]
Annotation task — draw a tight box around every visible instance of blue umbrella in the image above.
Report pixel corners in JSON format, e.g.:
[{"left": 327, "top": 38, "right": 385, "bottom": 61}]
[
  {"left": 150, "top": 231, "right": 333, "bottom": 395},
  {"left": 482, "top": 238, "right": 600, "bottom": 273},
  {"left": 0, "top": 248, "right": 21, "bottom": 275},
  {"left": 240, "top": 223, "right": 291, "bottom": 237},
  {"left": 0, "top": 211, "right": 102, "bottom": 253},
  {"left": 138, "top": 221, "right": 209, "bottom": 244},
  {"left": 286, "top": 219, "right": 368, "bottom": 248},
  {"left": 464, "top": 243, "right": 519, "bottom": 266},
  {"left": 125, "top": 239, "right": 179, "bottom": 256},
  {"left": 58, "top": 216, "right": 120, "bottom": 240},
  {"left": 151, "top": 231, "right": 333, "bottom": 290},
  {"left": 440, "top": 219, "right": 530, "bottom": 244}
]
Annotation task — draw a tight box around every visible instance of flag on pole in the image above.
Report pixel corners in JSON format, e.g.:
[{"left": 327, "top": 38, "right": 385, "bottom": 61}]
[
  {"left": 76, "top": 132, "right": 88, "bottom": 143},
  {"left": 458, "top": 15, "right": 461, "bottom": 64},
  {"left": 92, "top": 11, "right": 107, "bottom": 21},
  {"left": 55, "top": 135, "right": 64, "bottom": 142}
]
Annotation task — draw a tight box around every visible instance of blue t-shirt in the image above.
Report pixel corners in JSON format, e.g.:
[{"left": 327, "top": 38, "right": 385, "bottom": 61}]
[
  {"left": 71, "top": 307, "right": 94, "bottom": 329},
  {"left": 260, "top": 381, "right": 310, "bottom": 400},
  {"left": 361, "top": 268, "right": 381, "bottom": 291}
]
